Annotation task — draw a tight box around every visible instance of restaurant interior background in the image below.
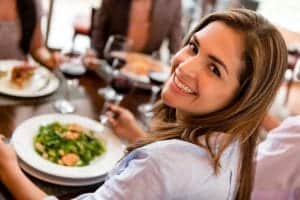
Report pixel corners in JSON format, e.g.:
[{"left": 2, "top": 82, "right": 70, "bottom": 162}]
[
  {"left": 0, "top": 1, "right": 299, "bottom": 199},
  {"left": 41, "top": 0, "right": 300, "bottom": 53},
  {"left": 39, "top": 0, "right": 300, "bottom": 120}
]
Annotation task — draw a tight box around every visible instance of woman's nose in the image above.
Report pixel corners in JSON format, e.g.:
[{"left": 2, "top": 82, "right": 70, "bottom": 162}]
[{"left": 176, "top": 59, "right": 199, "bottom": 79}]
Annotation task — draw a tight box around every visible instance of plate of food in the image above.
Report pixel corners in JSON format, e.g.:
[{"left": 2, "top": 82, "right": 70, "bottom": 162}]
[
  {"left": 11, "top": 114, "right": 125, "bottom": 180},
  {"left": 19, "top": 159, "right": 106, "bottom": 186},
  {"left": 111, "top": 52, "right": 170, "bottom": 83},
  {"left": 0, "top": 60, "right": 59, "bottom": 97}
]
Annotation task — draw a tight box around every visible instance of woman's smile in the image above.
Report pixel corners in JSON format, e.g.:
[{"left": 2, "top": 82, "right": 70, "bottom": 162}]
[{"left": 172, "top": 74, "right": 197, "bottom": 96}]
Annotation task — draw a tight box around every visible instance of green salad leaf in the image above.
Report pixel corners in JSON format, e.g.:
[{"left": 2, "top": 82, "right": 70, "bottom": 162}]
[{"left": 34, "top": 122, "right": 106, "bottom": 167}]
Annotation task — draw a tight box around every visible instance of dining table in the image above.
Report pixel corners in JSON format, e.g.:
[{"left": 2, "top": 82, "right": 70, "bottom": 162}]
[{"left": 0, "top": 66, "right": 152, "bottom": 199}]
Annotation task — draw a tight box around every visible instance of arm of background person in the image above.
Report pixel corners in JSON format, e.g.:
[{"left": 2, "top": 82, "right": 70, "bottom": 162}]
[
  {"left": 29, "top": 21, "right": 61, "bottom": 70},
  {"left": 167, "top": 0, "right": 183, "bottom": 54},
  {"left": 91, "top": 0, "right": 111, "bottom": 58}
]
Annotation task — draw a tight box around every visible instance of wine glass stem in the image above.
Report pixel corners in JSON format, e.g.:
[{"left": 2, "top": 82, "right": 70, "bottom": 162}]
[
  {"left": 114, "top": 94, "right": 124, "bottom": 105},
  {"left": 99, "top": 99, "right": 109, "bottom": 124},
  {"left": 99, "top": 94, "right": 124, "bottom": 124},
  {"left": 149, "top": 86, "right": 160, "bottom": 104}
]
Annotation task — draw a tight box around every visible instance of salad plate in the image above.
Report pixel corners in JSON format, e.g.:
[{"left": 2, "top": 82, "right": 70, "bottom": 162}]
[
  {"left": 11, "top": 114, "right": 125, "bottom": 180},
  {"left": 20, "top": 160, "right": 105, "bottom": 186}
]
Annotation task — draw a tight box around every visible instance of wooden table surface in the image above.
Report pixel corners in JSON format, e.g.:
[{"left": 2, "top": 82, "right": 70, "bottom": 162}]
[{"left": 0, "top": 70, "right": 150, "bottom": 199}]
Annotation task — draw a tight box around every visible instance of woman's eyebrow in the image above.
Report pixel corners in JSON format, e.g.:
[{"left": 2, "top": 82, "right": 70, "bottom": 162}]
[
  {"left": 191, "top": 35, "right": 200, "bottom": 47},
  {"left": 208, "top": 55, "right": 228, "bottom": 74},
  {"left": 192, "top": 35, "right": 228, "bottom": 74}
]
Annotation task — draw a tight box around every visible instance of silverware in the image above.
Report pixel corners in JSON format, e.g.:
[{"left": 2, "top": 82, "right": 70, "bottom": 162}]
[{"left": 36, "top": 76, "right": 50, "bottom": 92}]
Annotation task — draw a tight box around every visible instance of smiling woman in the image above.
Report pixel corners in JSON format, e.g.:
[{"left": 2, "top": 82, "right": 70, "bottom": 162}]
[
  {"left": 126, "top": 8, "right": 287, "bottom": 200},
  {"left": 0, "top": 8, "right": 288, "bottom": 200},
  {"left": 162, "top": 21, "right": 244, "bottom": 115}
]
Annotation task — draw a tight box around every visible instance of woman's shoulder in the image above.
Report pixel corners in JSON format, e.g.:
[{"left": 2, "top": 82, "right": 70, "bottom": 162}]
[
  {"left": 140, "top": 139, "right": 239, "bottom": 159},
  {"left": 123, "top": 138, "right": 240, "bottom": 173},
  {"left": 140, "top": 139, "right": 206, "bottom": 158},
  {"left": 135, "top": 139, "right": 215, "bottom": 170}
]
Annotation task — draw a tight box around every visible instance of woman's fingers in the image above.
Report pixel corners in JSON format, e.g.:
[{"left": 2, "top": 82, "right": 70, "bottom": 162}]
[
  {"left": 0, "top": 134, "right": 5, "bottom": 143},
  {"left": 108, "top": 104, "right": 125, "bottom": 115},
  {"left": 107, "top": 117, "right": 117, "bottom": 128},
  {"left": 0, "top": 135, "right": 10, "bottom": 144}
]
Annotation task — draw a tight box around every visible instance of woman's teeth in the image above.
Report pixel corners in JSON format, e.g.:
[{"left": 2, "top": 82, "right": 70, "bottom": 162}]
[{"left": 174, "top": 76, "right": 194, "bottom": 94}]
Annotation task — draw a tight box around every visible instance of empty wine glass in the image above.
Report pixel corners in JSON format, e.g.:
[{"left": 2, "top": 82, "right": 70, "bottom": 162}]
[
  {"left": 98, "top": 35, "right": 132, "bottom": 97},
  {"left": 99, "top": 71, "right": 134, "bottom": 124},
  {"left": 52, "top": 69, "right": 76, "bottom": 114},
  {"left": 104, "top": 35, "right": 132, "bottom": 64}
]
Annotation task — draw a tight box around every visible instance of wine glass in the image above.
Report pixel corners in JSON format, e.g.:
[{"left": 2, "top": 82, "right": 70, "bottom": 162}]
[
  {"left": 103, "top": 35, "right": 131, "bottom": 65},
  {"left": 99, "top": 71, "right": 134, "bottom": 124},
  {"left": 98, "top": 35, "right": 132, "bottom": 97},
  {"left": 138, "top": 71, "right": 169, "bottom": 117},
  {"left": 52, "top": 69, "right": 76, "bottom": 114}
]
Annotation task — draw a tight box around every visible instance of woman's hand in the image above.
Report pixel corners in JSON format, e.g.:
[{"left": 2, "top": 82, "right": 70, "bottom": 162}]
[{"left": 106, "top": 104, "right": 147, "bottom": 143}]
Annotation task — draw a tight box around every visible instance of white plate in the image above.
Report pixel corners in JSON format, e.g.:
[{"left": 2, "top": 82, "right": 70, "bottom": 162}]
[
  {"left": 112, "top": 52, "right": 170, "bottom": 83},
  {"left": 11, "top": 114, "right": 125, "bottom": 179},
  {"left": 20, "top": 160, "right": 105, "bottom": 186},
  {"left": 0, "top": 60, "right": 60, "bottom": 97}
]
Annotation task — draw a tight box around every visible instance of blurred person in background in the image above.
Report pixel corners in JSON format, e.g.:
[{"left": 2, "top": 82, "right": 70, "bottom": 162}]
[
  {"left": 0, "top": 0, "right": 62, "bottom": 69},
  {"left": 252, "top": 115, "right": 300, "bottom": 199},
  {"left": 84, "top": 0, "right": 182, "bottom": 69},
  {"left": 201, "top": 0, "right": 218, "bottom": 17}
]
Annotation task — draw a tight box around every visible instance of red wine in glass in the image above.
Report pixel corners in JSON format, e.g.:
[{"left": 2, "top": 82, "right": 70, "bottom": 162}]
[
  {"left": 149, "top": 71, "right": 168, "bottom": 86},
  {"left": 110, "top": 74, "right": 134, "bottom": 95},
  {"left": 111, "top": 57, "right": 127, "bottom": 70},
  {"left": 137, "top": 71, "right": 168, "bottom": 116}
]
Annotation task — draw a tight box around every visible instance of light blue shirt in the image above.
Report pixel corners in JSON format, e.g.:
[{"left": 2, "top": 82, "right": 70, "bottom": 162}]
[{"left": 46, "top": 139, "right": 240, "bottom": 200}]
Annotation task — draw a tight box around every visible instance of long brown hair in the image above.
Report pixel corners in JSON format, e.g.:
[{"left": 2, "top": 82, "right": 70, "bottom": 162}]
[
  {"left": 16, "top": 0, "right": 37, "bottom": 54},
  {"left": 128, "top": 9, "right": 287, "bottom": 200}
]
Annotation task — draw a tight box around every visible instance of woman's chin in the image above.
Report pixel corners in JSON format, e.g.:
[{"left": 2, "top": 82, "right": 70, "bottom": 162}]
[{"left": 161, "top": 93, "right": 173, "bottom": 107}]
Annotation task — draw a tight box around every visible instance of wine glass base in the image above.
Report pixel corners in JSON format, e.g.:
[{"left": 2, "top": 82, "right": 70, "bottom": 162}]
[
  {"left": 138, "top": 103, "right": 154, "bottom": 127},
  {"left": 53, "top": 99, "right": 75, "bottom": 114},
  {"left": 98, "top": 87, "right": 116, "bottom": 100},
  {"left": 138, "top": 103, "right": 154, "bottom": 114},
  {"left": 99, "top": 114, "right": 108, "bottom": 125}
]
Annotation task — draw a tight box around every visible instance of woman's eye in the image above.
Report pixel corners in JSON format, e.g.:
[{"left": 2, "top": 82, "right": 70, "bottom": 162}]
[
  {"left": 209, "top": 64, "right": 221, "bottom": 77},
  {"left": 188, "top": 42, "right": 198, "bottom": 54}
]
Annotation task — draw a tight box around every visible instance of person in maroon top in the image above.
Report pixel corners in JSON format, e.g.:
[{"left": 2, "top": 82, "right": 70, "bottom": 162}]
[{"left": 90, "top": 0, "right": 182, "bottom": 58}]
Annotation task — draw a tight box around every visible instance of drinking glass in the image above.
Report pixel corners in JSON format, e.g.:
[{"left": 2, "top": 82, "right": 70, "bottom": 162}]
[
  {"left": 52, "top": 69, "right": 76, "bottom": 114},
  {"left": 99, "top": 71, "right": 134, "bottom": 124},
  {"left": 138, "top": 71, "right": 169, "bottom": 116},
  {"left": 98, "top": 35, "right": 132, "bottom": 97}
]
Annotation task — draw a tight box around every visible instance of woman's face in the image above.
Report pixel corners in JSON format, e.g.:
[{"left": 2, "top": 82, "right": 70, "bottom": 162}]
[{"left": 161, "top": 21, "right": 245, "bottom": 115}]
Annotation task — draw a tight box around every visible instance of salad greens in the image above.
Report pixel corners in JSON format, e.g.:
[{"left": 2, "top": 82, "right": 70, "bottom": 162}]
[{"left": 34, "top": 122, "right": 106, "bottom": 167}]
